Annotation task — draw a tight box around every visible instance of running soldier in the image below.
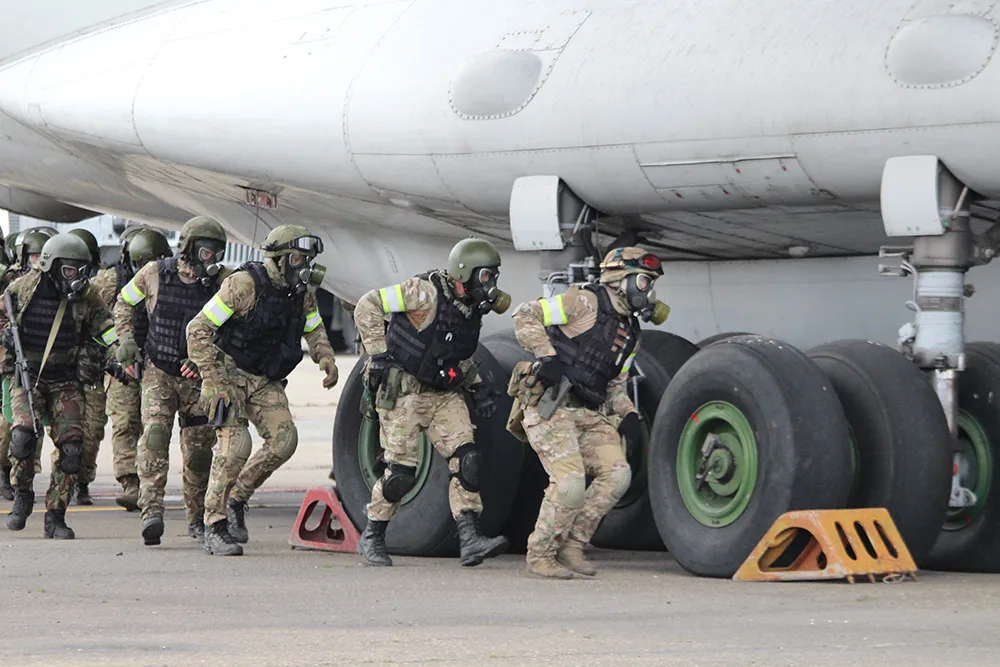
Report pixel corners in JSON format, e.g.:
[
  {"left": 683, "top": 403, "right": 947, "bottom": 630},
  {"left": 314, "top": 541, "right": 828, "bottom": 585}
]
[
  {"left": 353, "top": 238, "right": 511, "bottom": 567},
  {"left": 186, "top": 225, "right": 339, "bottom": 556}
]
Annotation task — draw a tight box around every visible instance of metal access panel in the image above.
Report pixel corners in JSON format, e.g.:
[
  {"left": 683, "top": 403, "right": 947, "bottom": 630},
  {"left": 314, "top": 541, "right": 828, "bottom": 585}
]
[
  {"left": 880, "top": 155, "right": 955, "bottom": 237},
  {"left": 508, "top": 175, "right": 568, "bottom": 251}
]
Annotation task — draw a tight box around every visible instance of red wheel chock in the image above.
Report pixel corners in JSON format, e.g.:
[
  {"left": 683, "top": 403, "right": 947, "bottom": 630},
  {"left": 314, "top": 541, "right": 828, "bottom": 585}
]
[{"left": 288, "top": 485, "right": 361, "bottom": 553}]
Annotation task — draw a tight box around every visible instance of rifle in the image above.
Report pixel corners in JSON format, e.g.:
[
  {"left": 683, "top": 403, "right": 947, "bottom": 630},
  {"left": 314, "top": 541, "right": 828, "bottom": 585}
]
[
  {"left": 537, "top": 376, "right": 573, "bottom": 420},
  {"left": 3, "top": 290, "right": 40, "bottom": 438}
]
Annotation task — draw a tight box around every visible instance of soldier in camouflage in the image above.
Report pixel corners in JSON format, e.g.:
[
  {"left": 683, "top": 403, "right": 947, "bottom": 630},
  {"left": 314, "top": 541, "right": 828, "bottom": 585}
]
[
  {"left": 114, "top": 216, "right": 228, "bottom": 546},
  {"left": 1, "top": 234, "right": 117, "bottom": 539},
  {"left": 353, "top": 238, "right": 511, "bottom": 567},
  {"left": 95, "top": 227, "right": 171, "bottom": 511},
  {"left": 510, "top": 247, "right": 669, "bottom": 578},
  {"left": 186, "top": 224, "right": 339, "bottom": 556},
  {"left": 0, "top": 230, "right": 51, "bottom": 499}
]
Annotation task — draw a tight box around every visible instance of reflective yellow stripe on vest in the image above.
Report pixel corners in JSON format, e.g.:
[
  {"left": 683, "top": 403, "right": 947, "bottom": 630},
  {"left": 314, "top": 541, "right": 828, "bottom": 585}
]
[
  {"left": 202, "top": 294, "right": 234, "bottom": 327},
  {"left": 303, "top": 309, "right": 323, "bottom": 333},
  {"left": 120, "top": 279, "right": 146, "bottom": 306},
  {"left": 379, "top": 285, "right": 405, "bottom": 314},
  {"left": 539, "top": 294, "right": 568, "bottom": 327}
]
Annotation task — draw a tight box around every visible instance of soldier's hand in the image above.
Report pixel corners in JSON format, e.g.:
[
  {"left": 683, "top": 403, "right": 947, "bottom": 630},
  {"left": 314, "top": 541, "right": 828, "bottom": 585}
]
[
  {"left": 320, "top": 357, "right": 339, "bottom": 389},
  {"left": 534, "top": 355, "right": 564, "bottom": 387},
  {"left": 471, "top": 384, "right": 499, "bottom": 419},
  {"left": 200, "top": 383, "right": 233, "bottom": 420},
  {"left": 618, "top": 412, "right": 642, "bottom": 454},
  {"left": 115, "top": 338, "right": 141, "bottom": 377},
  {"left": 366, "top": 353, "right": 392, "bottom": 391},
  {"left": 180, "top": 358, "right": 200, "bottom": 380}
]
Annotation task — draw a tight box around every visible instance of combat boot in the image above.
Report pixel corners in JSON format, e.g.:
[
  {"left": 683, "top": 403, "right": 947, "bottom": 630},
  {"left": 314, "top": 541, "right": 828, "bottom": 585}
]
[
  {"left": 526, "top": 556, "right": 575, "bottom": 580},
  {"left": 43, "top": 509, "right": 75, "bottom": 539},
  {"left": 115, "top": 474, "right": 140, "bottom": 512},
  {"left": 0, "top": 466, "right": 13, "bottom": 501},
  {"left": 556, "top": 539, "right": 597, "bottom": 576},
  {"left": 227, "top": 498, "right": 249, "bottom": 544},
  {"left": 141, "top": 514, "right": 164, "bottom": 546},
  {"left": 75, "top": 482, "right": 93, "bottom": 506},
  {"left": 188, "top": 518, "right": 205, "bottom": 539},
  {"left": 5, "top": 489, "right": 33, "bottom": 531},
  {"left": 455, "top": 510, "right": 509, "bottom": 567},
  {"left": 204, "top": 519, "right": 243, "bottom": 556},
  {"left": 357, "top": 519, "right": 392, "bottom": 566}
]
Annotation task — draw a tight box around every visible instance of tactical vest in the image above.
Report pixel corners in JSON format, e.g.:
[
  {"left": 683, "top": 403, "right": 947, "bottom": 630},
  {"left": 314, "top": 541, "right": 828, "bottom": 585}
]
[
  {"left": 384, "top": 271, "right": 482, "bottom": 391},
  {"left": 19, "top": 276, "right": 83, "bottom": 383},
  {"left": 144, "top": 258, "right": 217, "bottom": 377},
  {"left": 115, "top": 263, "right": 150, "bottom": 350},
  {"left": 214, "top": 262, "right": 307, "bottom": 381},
  {"left": 547, "top": 284, "right": 640, "bottom": 407}
]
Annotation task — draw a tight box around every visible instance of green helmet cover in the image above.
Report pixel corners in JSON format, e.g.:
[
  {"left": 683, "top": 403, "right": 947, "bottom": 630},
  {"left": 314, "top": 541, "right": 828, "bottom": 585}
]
[
  {"left": 128, "top": 229, "right": 172, "bottom": 266},
  {"left": 179, "top": 216, "right": 227, "bottom": 254},
  {"left": 37, "top": 234, "right": 91, "bottom": 272},
  {"left": 447, "top": 238, "right": 502, "bottom": 283},
  {"left": 67, "top": 228, "right": 101, "bottom": 265},
  {"left": 19, "top": 230, "right": 49, "bottom": 257}
]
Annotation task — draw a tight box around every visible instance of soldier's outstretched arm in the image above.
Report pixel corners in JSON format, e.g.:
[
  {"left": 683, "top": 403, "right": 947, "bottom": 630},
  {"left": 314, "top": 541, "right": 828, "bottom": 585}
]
[
  {"left": 85, "top": 288, "right": 118, "bottom": 349},
  {"left": 352, "top": 277, "right": 435, "bottom": 355},
  {"left": 302, "top": 289, "right": 335, "bottom": 363},
  {"left": 186, "top": 271, "right": 257, "bottom": 377},
  {"left": 114, "top": 262, "right": 155, "bottom": 341}
]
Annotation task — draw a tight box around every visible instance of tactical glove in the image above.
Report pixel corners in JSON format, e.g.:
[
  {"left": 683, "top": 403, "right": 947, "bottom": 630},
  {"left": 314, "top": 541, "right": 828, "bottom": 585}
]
[
  {"left": 320, "top": 357, "right": 339, "bottom": 389},
  {"left": 105, "top": 360, "right": 131, "bottom": 385},
  {"left": 367, "top": 353, "right": 392, "bottom": 392},
  {"left": 470, "top": 384, "right": 499, "bottom": 419},
  {"left": 179, "top": 358, "right": 200, "bottom": 380},
  {"left": 618, "top": 412, "right": 642, "bottom": 454},
  {"left": 200, "top": 382, "right": 234, "bottom": 422},
  {"left": 115, "top": 338, "right": 141, "bottom": 367},
  {"left": 534, "top": 355, "right": 564, "bottom": 387}
]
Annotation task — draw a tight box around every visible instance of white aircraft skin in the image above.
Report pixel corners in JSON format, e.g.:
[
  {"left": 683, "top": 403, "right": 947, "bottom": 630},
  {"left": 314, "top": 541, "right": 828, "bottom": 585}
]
[{"left": 2, "top": 0, "right": 1000, "bottom": 346}]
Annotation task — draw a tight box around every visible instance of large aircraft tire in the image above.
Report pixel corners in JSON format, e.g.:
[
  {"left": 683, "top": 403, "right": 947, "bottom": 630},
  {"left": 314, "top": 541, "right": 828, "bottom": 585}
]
[
  {"left": 924, "top": 342, "right": 1000, "bottom": 572},
  {"left": 808, "top": 339, "right": 951, "bottom": 566},
  {"left": 696, "top": 332, "right": 753, "bottom": 348},
  {"left": 591, "top": 330, "right": 699, "bottom": 551},
  {"left": 648, "top": 335, "right": 852, "bottom": 578},
  {"left": 331, "top": 346, "right": 523, "bottom": 557}
]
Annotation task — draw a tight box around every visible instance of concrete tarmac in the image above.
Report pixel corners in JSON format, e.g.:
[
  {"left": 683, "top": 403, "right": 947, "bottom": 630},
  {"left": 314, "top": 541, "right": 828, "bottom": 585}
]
[{"left": 0, "top": 357, "right": 998, "bottom": 666}]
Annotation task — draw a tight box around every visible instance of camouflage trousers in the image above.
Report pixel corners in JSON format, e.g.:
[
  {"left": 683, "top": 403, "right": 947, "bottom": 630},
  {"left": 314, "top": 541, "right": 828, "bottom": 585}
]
[
  {"left": 137, "top": 364, "right": 215, "bottom": 524},
  {"left": 73, "top": 381, "right": 107, "bottom": 485},
  {"left": 106, "top": 375, "right": 141, "bottom": 482},
  {"left": 522, "top": 403, "right": 631, "bottom": 562},
  {"left": 1, "top": 380, "right": 42, "bottom": 474},
  {"left": 204, "top": 369, "right": 297, "bottom": 527},
  {"left": 10, "top": 378, "right": 85, "bottom": 511},
  {"left": 366, "top": 386, "right": 481, "bottom": 522}
]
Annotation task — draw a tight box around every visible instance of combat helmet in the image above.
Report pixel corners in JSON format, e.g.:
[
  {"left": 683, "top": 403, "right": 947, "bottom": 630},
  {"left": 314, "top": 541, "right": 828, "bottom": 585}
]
[
  {"left": 3, "top": 232, "right": 17, "bottom": 265},
  {"left": 17, "top": 230, "right": 50, "bottom": 270},
  {"left": 445, "top": 238, "right": 508, "bottom": 314},
  {"left": 127, "top": 229, "right": 172, "bottom": 271},
  {"left": 67, "top": 228, "right": 102, "bottom": 269},
  {"left": 37, "top": 234, "right": 92, "bottom": 299},
  {"left": 178, "top": 216, "right": 227, "bottom": 281},
  {"left": 598, "top": 247, "right": 669, "bottom": 325},
  {"left": 598, "top": 247, "right": 663, "bottom": 284},
  {"left": 261, "top": 224, "right": 326, "bottom": 290}
]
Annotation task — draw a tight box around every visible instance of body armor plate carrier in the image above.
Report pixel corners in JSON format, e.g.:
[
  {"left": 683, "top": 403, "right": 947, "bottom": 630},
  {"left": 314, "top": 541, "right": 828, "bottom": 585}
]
[
  {"left": 144, "top": 258, "right": 217, "bottom": 377},
  {"left": 214, "top": 262, "right": 306, "bottom": 381},
  {"left": 18, "top": 276, "right": 83, "bottom": 383},
  {"left": 385, "top": 271, "right": 481, "bottom": 391},
  {"left": 546, "top": 284, "right": 640, "bottom": 408}
]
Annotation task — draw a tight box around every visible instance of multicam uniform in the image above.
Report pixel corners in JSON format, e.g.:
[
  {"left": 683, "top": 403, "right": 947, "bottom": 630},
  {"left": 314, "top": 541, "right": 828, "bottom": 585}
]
[
  {"left": 186, "top": 259, "right": 337, "bottom": 554},
  {"left": 114, "top": 257, "right": 223, "bottom": 538},
  {"left": 1, "top": 269, "right": 116, "bottom": 537},
  {"left": 511, "top": 283, "right": 639, "bottom": 577}
]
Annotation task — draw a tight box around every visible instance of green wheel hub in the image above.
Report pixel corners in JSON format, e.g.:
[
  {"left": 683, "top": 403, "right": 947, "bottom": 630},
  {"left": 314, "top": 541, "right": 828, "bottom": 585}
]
[
  {"left": 677, "top": 401, "right": 759, "bottom": 527},
  {"left": 943, "top": 410, "right": 993, "bottom": 531},
  {"left": 358, "top": 414, "right": 432, "bottom": 505}
]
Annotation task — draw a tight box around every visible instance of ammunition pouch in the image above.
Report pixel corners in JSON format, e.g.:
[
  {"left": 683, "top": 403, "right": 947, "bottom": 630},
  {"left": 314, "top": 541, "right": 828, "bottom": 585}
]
[
  {"left": 77, "top": 340, "right": 105, "bottom": 385},
  {"left": 504, "top": 361, "right": 544, "bottom": 443},
  {"left": 376, "top": 366, "right": 403, "bottom": 411}
]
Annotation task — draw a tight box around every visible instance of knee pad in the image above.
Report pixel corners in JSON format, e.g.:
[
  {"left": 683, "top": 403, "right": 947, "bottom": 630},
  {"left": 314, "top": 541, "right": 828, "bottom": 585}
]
[
  {"left": 273, "top": 424, "right": 298, "bottom": 462},
  {"left": 10, "top": 426, "right": 37, "bottom": 461},
  {"left": 58, "top": 439, "right": 84, "bottom": 474},
  {"left": 145, "top": 423, "right": 171, "bottom": 453},
  {"left": 186, "top": 447, "right": 213, "bottom": 474},
  {"left": 610, "top": 463, "right": 633, "bottom": 499},
  {"left": 448, "top": 442, "right": 481, "bottom": 493},
  {"left": 381, "top": 462, "right": 417, "bottom": 502},
  {"left": 555, "top": 471, "right": 587, "bottom": 510}
]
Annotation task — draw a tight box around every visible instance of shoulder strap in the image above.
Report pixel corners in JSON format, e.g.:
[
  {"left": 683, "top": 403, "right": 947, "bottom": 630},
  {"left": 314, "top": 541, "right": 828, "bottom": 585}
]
[{"left": 37, "top": 298, "right": 67, "bottom": 379}]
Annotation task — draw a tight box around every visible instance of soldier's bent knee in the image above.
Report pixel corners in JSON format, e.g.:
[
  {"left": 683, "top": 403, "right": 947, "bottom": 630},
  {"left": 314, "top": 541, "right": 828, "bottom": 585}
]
[
  {"left": 273, "top": 426, "right": 298, "bottom": 462},
  {"left": 10, "top": 426, "right": 36, "bottom": 461},
  {"left": 555, "top": 471, "right": 587, "bottom": 509},
  {"left": 382, "top": 463, "right": 417, "bottom": 502},
  {"left": 186, "top": 447, "right": 213, "bottom": 474},
  {"left": 448, "top": 442, "right": 481, "bottom": 492},
  {"left": 146, "top": 423, "right": 171, "bottom": 452},
  {"left": 609, "top": 463, "right": 632, "bottom": 499},
  {"left": 58, "top": 439, "right": 84, "bottom": 474}
]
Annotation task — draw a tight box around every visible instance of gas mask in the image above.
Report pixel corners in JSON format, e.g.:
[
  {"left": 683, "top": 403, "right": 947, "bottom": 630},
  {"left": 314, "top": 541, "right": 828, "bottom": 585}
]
[
  {"left": 280, "top": 251, "right": 327, "bottom": 294},
  {"left": 622, "top": 273, "right": 670, "bottom": 325},
  {"left": 188, "top": 239, "right": 226, "bottom": 285},
  {"left": 464, "top": 266, "right": 510, "bottom": 315},
  {"left": 52, "top": 259, "right": 89, "bottom": 301}
]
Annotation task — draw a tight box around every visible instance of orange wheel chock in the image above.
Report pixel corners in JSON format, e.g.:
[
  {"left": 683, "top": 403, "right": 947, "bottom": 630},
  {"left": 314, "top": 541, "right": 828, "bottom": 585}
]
[
  {"left": 733, "top": 508, "right": 917, "bottom": 583},
  {"left": 288, "top": 485, "right": 361, "bottom": 553}
]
